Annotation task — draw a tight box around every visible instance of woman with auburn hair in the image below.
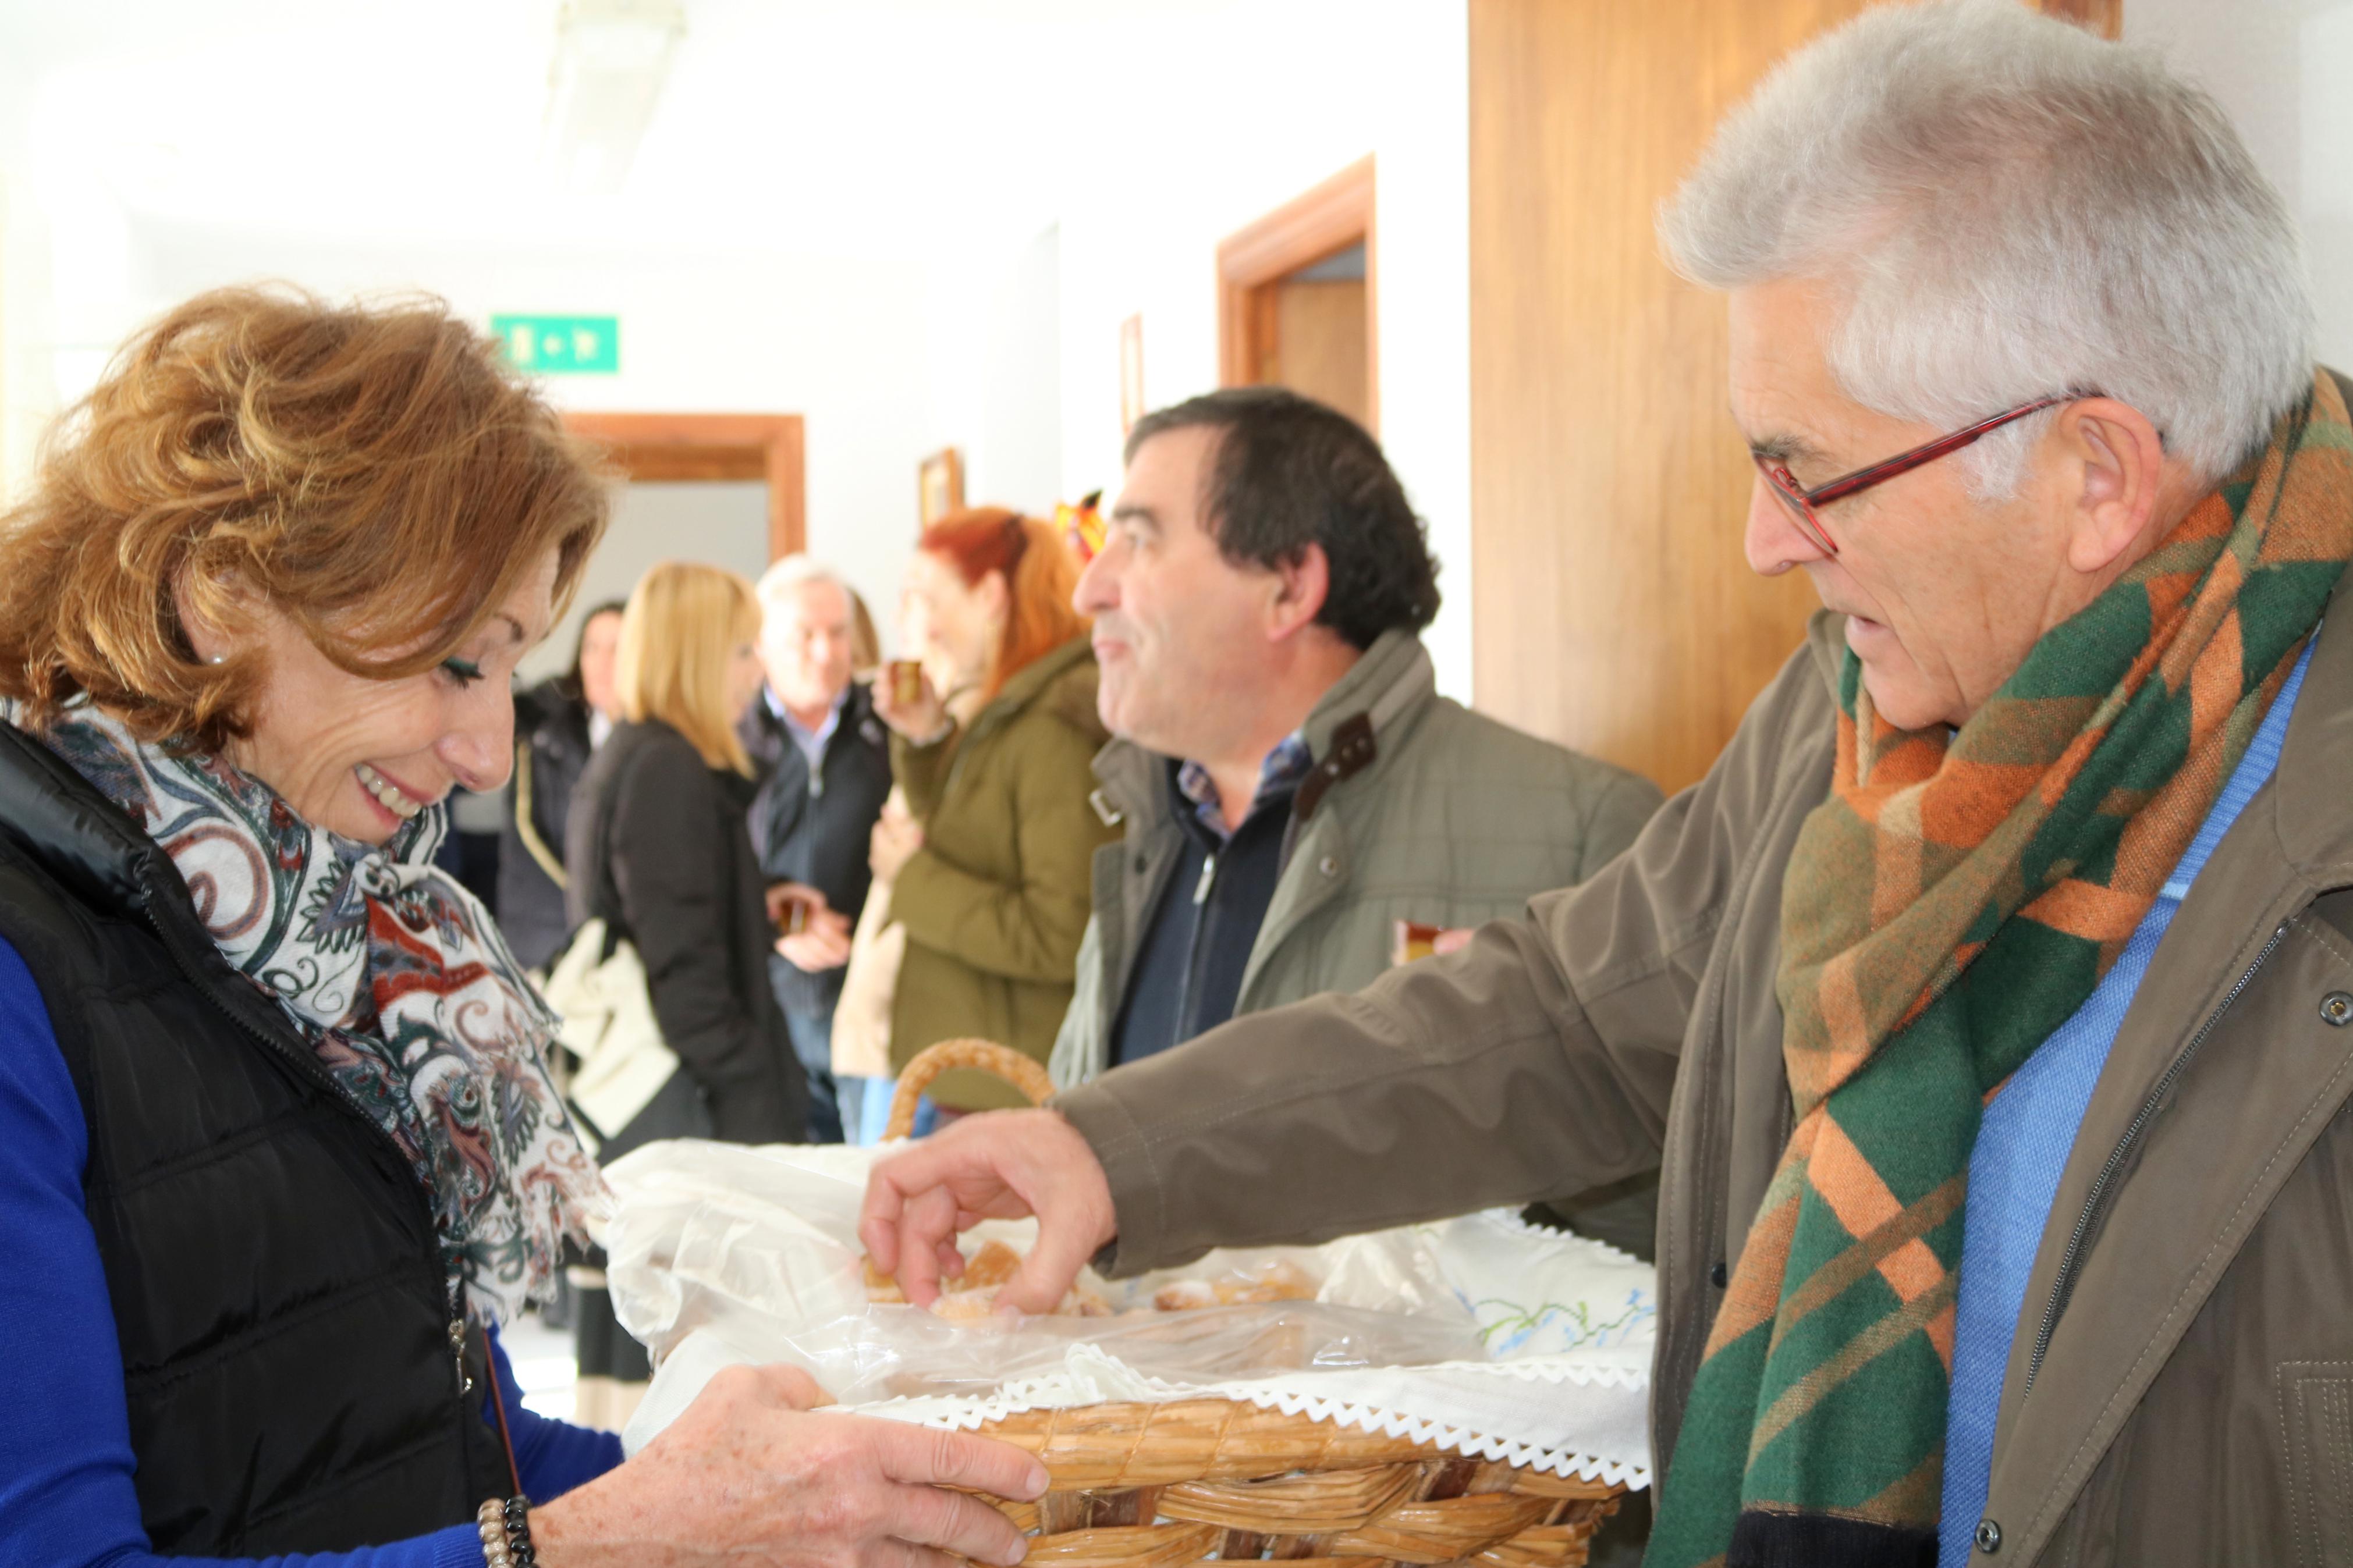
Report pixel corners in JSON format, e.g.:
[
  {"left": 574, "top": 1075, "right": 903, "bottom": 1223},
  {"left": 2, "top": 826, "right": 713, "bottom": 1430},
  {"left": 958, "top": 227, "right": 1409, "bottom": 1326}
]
[
  {"left": 0, "top": 291, "right": 1044, "bottom": 1568},
  {"left": 869, "top": 509, "right": 1118, "bottom": 1114},
  {"left": 559, "top": 560, "right": 805, "bottom": 1423}
]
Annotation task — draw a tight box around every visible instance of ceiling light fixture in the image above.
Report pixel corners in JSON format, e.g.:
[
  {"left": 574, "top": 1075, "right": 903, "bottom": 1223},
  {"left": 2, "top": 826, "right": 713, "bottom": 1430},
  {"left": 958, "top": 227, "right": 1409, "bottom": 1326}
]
[{"left": 542, "top": 0, "right": 688, "bottom": 195}]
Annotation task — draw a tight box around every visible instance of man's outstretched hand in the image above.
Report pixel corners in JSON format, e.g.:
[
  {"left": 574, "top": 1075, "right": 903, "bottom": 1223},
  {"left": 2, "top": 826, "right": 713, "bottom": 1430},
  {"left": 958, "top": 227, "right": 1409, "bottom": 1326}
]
[{"left": 858, "top": 1108, "right": 1117, "bottom": 1314}]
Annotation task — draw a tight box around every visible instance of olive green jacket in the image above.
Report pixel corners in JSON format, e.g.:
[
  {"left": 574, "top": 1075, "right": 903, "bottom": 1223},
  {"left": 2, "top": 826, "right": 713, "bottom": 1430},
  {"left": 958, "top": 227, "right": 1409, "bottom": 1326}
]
[
  {"left": 1062, "top": 570, "right": 2353, "bottom": 1566},
  {"left": 1048, "top": 630, "right": 1664, "bottom": 1090},
  {"left": 890, "top": 636, "right": 1117, "bottom": 1108}
]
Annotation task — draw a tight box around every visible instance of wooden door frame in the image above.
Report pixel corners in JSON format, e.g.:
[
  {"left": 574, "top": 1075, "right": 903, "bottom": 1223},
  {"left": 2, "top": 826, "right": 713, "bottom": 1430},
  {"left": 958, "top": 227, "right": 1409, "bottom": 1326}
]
[
  {"left": 1216, "top": 156, "right": 1379, "bottom": 433},
  {"left": 562, "top": 411, "right": 807, "bottom": 562},
  {"left": 2037, "top": 0, "right": 2120, "bottom": 37}
]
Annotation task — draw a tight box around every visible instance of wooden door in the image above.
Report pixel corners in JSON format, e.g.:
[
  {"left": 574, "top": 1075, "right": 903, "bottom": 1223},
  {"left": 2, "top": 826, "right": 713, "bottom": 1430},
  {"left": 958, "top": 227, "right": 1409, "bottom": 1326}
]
[
  {"left": 1467, "top": 0, "right": 2118, "bottom": 795},
  {"left": 562, "top": 412, "right": 805, "bottom": 563},
  {"left": 1219, "top": 159, "right": 1379, "bottom": 435},
  {"left": 1272, "top": 274, "right": 1371, "bottom": 430}
]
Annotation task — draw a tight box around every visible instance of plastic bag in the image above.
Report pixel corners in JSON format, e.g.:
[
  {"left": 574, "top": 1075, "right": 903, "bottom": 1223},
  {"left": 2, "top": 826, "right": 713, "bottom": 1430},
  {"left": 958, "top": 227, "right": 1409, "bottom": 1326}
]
[
  {"left": 733, "top": 1298, "right": 1486, "bottom": 1407},
  {"left": 601, "top": 1139, "right": 1485, "bottom": 1393},
  {"left": 603, "top": 1139, "right": 1659, "bottom": 1485}
]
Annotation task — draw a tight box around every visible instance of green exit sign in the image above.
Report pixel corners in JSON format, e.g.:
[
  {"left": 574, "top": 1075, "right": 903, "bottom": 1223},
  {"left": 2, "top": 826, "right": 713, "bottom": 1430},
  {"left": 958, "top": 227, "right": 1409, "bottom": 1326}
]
[{"left": 492, "top": 314, "right": 619, "bottom": 375}]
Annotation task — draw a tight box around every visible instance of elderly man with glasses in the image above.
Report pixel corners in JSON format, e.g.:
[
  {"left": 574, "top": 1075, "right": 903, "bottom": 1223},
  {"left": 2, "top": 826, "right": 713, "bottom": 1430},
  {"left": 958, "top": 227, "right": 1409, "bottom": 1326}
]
[{"left": 860, "top": 5, "right": 2353, "bottom": 1564}]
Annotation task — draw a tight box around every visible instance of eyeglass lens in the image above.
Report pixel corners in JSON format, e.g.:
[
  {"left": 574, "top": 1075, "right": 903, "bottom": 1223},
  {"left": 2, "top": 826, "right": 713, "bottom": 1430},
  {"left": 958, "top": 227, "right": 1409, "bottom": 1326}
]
[{"left": 1754, "top": 457, "right": 1837, "bottom": 555}]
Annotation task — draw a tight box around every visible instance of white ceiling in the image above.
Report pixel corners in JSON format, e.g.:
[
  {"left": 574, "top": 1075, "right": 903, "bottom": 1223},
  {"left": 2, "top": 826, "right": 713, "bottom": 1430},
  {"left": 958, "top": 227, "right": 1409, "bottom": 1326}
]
[{"left": 0, "top": 0, "right": 1250, "bottom": 258}]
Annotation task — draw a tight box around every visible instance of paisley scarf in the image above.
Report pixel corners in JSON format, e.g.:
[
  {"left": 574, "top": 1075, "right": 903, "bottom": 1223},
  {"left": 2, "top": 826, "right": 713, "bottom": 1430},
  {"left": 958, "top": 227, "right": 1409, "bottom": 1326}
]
[
  {"left": 29, "top": 703, "right": 605, "bottom": 1326},
  {"left": 1650, "top": 371, "right": 2353, "bottom": 1566}
]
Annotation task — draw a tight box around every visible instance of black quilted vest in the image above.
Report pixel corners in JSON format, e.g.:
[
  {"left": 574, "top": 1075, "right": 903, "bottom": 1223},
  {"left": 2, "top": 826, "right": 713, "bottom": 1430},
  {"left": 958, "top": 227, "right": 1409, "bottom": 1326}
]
[{"left": 0, "top": 726, "right": 513, "bottom": 1554}]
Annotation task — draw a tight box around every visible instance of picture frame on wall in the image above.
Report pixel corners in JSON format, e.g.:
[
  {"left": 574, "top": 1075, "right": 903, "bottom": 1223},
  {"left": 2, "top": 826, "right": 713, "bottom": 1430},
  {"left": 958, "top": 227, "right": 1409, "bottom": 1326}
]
[
  {"left": 1119, "top": 313, "right": 1145, "bottom": 436},
  {"left": 918, "top": 446, "right": 964, "bottom": 527}
]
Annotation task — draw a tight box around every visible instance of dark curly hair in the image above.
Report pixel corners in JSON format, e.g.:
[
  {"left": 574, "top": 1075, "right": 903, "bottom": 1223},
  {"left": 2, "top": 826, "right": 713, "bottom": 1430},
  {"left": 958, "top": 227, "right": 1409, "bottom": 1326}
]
[{"left": 1123, "top": 386, "right": 1440, "bottom": 649}]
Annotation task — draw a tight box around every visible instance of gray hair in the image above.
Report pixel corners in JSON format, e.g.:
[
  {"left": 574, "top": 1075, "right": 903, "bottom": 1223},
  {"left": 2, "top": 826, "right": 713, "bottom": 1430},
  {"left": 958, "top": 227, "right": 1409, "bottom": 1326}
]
[
  {"left": 753, "top": 553, "right": 850, "bottom": 612},
  {"left": 1659, "top": 0, "right": 2313, "bottom": 494}
]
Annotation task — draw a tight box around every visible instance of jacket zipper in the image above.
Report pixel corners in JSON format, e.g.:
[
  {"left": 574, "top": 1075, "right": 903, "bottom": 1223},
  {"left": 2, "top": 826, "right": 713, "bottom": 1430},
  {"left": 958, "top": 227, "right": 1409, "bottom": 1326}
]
[
  {"left": 2020, "top": 919, "right": 2288, "bottom": 1396},
  {"left": 139, "top": 893, "right": 474, "bottom": 1400},
  {"left": 1173, "top": 853, "right": 1219, "bottom": 1039}
]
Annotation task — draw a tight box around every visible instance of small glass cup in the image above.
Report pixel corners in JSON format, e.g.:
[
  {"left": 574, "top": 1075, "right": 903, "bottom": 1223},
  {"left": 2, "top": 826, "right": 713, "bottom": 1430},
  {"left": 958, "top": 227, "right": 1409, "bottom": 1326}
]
[{"left": 888, "top": 659, "right": 925, "bottom": 707}]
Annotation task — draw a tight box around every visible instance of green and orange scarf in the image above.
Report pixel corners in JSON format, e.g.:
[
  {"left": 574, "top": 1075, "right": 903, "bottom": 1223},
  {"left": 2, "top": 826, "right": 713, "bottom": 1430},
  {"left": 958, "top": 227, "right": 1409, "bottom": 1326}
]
[{"left": 1649, "top": 372, "right": 2353, "bottom": 1567}]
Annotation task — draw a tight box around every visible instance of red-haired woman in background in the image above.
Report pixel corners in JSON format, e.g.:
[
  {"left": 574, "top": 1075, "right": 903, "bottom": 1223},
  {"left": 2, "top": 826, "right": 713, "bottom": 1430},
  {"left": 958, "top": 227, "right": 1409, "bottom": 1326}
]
[{"left": 871, "top": 509, "right": 1116, "bottom": 1117}]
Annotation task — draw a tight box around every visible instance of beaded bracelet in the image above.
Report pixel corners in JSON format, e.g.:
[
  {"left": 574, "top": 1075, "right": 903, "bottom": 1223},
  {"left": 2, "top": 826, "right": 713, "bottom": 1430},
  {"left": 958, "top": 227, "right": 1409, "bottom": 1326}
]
[{"left": 475, "top": 1496, "right": 537, "bottom": 1567}]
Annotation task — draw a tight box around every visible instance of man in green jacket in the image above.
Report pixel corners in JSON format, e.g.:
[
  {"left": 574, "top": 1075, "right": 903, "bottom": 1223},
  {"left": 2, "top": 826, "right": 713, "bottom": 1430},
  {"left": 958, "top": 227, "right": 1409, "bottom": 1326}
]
[
  {"left": 866, "top": 6, "right": 2352, "bottom": 1565},
  {"left": 1050, "top": 388, "right": 1662, "bottom": 1117}
]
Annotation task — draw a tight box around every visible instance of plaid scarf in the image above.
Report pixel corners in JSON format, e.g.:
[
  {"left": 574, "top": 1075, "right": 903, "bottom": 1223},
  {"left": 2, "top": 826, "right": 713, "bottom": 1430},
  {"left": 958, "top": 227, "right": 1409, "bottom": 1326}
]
[{"left": 1649, "top": 372, "right": 2353, "bottom": 1568}]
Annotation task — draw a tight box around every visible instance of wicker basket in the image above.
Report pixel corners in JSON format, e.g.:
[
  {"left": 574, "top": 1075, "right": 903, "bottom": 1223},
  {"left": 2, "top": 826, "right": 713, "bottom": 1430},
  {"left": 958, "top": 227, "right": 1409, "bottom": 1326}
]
[{"left": 881, "top": 1040, "right": 1628, "bottom": 1568}]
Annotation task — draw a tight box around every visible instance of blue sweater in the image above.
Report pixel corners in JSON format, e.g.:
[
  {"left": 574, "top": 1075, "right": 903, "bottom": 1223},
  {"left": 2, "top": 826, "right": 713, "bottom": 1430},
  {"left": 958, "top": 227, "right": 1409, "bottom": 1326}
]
[
  {"left": 0, "top": 934, "right": 625, "bottom": 1568},
  {"left": 1936, "top": 639, "right": 2313, "bottom": 1560}
]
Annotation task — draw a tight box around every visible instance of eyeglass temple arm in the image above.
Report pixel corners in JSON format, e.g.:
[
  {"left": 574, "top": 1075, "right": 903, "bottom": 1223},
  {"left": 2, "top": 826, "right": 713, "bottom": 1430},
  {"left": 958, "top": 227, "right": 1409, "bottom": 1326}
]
[{"left": 1802, "top": 395, "right": 2072, "bottom": 507}]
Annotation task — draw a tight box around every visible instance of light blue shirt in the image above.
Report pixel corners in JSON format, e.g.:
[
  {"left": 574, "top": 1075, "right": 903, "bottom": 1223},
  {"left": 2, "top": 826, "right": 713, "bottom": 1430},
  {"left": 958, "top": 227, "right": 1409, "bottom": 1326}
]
[
  {"left": 769, "top": 685, "right": 845, "bottom": 776},
  {"left": 1937, "top": 638, "right": 2315, "bottom": 1559}
]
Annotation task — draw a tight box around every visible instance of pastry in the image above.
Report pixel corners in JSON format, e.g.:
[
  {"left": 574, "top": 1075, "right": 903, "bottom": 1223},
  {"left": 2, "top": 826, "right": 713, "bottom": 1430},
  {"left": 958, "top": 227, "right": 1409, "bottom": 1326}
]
[
  {"left": 1154, "top": 1280, "right": 1219, "bottom": 1312},
  {"left": 960, "top": 1240, "right": 1023, "bottom": 1290},
  {"left": 1215, "top": 1259, "right": 1318, "bottom": 1305},
  {"left": 864, "top": 1258, "right": 907, "bottom": 1304},
  {"left": 865, "top": 1246, "right": 1109, "bottom": 1318}
]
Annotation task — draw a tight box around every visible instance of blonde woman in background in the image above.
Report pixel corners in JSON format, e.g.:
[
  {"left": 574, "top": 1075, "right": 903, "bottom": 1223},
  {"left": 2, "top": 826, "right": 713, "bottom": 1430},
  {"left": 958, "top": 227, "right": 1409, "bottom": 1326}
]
[{"left": 562, "top": 560, "right": 807, "bottom": 1427}]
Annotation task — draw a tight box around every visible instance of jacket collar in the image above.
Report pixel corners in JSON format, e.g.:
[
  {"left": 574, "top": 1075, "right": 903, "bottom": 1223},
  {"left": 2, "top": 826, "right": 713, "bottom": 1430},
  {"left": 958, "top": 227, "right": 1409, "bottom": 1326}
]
[
  {"left": 0, "top": 720, "right": 297, "bottom": 1052},
  {"left": 985, "top": 634, "right": 1093, "bottom": 713},
  {"left": 2267, "top": 560, "right": 2353, "bottom": 883},
  {"left": 773, "top": 680, "right": 878, "bottom": 750},
  {"left": 1298, "top": 628, "right": 1436, "bottom": 760},
  {"left": 1804, "top": 609, "right": 1847, "bottom": 696},
  {"left": 1087, "top": 629, "right": 1440, "bottom": 831},
  {"left": 965, "top": 635, "right": 1097, "bottom": 746},
  {"left": 1089, "top": 735, "right": 1159, "bottom": 832},
  {"left": 0, "top": 720, "right": 162, "bottom": 918}
]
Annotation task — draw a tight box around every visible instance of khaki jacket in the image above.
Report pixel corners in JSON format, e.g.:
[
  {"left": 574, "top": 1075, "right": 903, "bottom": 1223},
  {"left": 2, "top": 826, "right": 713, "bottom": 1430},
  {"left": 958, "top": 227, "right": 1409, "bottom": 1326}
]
[
  {"left": 1048, "top": 631, "right": 1664, "bottom": 1088},
  {"left": 1058, "top": 578, "right": 2353, "bottom": 1567},
  {"left": 891, "top": 637, "right": 1117, "bottom": 1108}
]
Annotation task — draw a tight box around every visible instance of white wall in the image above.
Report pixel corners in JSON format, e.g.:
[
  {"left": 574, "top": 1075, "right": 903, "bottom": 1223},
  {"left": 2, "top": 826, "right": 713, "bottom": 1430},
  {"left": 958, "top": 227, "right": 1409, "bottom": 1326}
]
[
  {"left": 929, "top": 224, "right": 1066, "bottom": 518},
  {"left": 0, "top": 73, "right": 101, "bottom": 503},
  {"left": 2126, "top": 0, "right": 2353, "bottom": 371},
  {"left": 109, "top": 230, "right": 938, "bottom": 653},
  {"left": 1, "top": 1, "right": 1472, "bottom": 693},
  {"left": 5, "top": 218, "right": 1081, "bottom": 671},
  {"left": 1052, "top": 0, "right": 1475, "bottom": 700},
  {"left": 522, "top": 479, "right": 772, "bottom": 688}
]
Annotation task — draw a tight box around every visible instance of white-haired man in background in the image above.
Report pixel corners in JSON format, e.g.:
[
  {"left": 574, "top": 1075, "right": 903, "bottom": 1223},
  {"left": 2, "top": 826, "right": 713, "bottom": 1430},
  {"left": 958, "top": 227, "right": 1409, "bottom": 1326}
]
[
  {"left": 860, "top": 5, "right": 2353, "bottom": 1563},
  {"left": 742, "top": 556, "right": 893, "bottom": 1143}
]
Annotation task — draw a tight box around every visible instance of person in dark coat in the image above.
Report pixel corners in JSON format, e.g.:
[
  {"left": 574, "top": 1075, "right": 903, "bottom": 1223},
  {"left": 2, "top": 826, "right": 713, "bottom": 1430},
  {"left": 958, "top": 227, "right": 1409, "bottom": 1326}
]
[
  {"left": 741, "top": 558, "right": 892, "bottom": 1143},
  {"left": 498, "top": 598, "right": 624, "bottom": 971},
  {"left": 562, "top": 560, "right": 808, "bottom": 1430}
]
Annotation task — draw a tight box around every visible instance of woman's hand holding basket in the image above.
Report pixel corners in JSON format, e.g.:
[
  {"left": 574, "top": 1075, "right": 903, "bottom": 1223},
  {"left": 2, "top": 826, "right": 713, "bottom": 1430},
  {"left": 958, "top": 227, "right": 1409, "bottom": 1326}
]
[{"left": 533, "top": 1361, "right": 1049, "bottom": 1568}]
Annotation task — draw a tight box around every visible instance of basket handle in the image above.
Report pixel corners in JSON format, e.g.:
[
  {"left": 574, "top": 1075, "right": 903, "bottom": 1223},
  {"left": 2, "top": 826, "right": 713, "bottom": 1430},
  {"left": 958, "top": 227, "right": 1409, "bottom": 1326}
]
[{"left": 886, "top": 1039, "right": 1055, "bottom": 1140}]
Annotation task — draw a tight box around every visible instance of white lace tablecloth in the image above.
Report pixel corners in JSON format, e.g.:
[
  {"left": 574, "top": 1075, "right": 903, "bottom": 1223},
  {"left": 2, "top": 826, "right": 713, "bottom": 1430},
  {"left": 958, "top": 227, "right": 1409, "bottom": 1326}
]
[{"left": 599, "top": 1140, "right": 1657, "bottom": 1489}]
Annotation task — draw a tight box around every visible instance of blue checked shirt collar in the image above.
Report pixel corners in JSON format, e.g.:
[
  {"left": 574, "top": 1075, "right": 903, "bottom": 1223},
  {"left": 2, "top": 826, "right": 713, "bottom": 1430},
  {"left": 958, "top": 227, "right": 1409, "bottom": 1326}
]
[{"left": 1176, "top": 732, "right": 1314, "bottom": 842}]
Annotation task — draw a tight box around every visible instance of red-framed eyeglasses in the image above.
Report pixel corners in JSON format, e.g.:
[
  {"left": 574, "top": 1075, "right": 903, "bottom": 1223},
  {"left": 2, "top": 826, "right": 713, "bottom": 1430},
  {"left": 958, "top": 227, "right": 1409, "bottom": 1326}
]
[{"left": 1751, "top": 394, "right": 2073, "bottom": 556}]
